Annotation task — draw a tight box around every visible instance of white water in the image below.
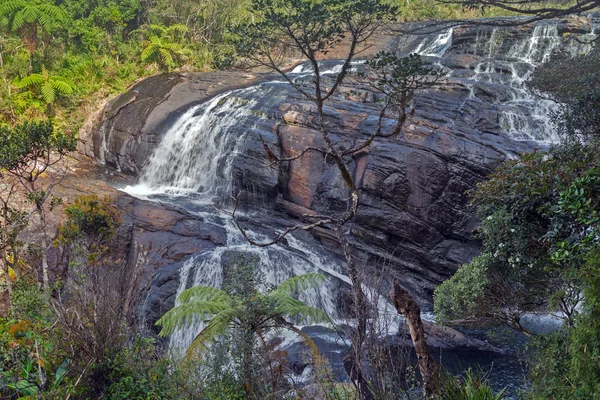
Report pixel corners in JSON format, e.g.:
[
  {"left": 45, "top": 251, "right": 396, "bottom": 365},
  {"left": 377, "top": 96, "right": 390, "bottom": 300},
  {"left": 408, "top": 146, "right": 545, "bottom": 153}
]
[
  {"left": 414, "top": 28, "right": 454, "bottom": 57},
  {"left": 123, "top": 22, "right": 580, "bottom": 354},
  {"left": 166, "top": 214, "right": 344, "bottom": 353},
  {"left": 457, "top": 24, "right": 562, "bottom": 142},
  {"left": 126, "top": 87, "right": 260, "bottom": 198},
  {"left": 123, "top": 82, "right": 359, "bottom": 354}
]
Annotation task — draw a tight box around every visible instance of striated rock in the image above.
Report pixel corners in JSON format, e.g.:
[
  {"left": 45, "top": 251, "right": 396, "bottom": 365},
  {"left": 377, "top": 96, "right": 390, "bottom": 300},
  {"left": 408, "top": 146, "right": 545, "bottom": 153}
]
[
  {"left": 92, "top": 72, "right": 264, "bottom": 174},
  {"left": 81, "top": 17, "right": 596, "bottom": 322}
]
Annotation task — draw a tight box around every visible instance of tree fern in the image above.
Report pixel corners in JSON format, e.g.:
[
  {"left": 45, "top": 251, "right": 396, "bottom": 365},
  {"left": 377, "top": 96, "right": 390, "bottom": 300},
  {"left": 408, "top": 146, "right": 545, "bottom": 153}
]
[
  {"left": 186, "top": 307, "right": 239, "bottom": 356},
  {"left": 15, "top": 73, "right": 44, "bottom": 87},
  {"left": 156, "top": 300, "right": 233, "bottom": 336},
  {"left": 156, "top": 272, "right": 330, "bottom": 358},
  {"left": 139, "top": 24, "right": 190, "bottom": 71},
  {"left": 0, "top": 0, "right": 64, "bottom": 32},
  {"left": 15, "top": 67, "right": 74, "bottom": 104},
  {"left": 272, "top": 272, "right": 327, "bottom": 296}
]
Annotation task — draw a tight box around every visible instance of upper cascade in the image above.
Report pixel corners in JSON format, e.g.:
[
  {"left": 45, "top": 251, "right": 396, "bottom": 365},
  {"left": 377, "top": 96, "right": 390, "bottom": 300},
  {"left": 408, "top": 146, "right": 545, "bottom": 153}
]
[{"left": 404, "top": 18, "right": 597, "bottom": 142}]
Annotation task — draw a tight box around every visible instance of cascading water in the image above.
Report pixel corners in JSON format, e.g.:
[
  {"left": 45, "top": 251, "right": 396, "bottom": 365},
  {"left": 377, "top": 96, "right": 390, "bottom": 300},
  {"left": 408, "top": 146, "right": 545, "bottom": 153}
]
[
  {"left": 124, "top": 81, "right": 363, "bottom": 354},
  {"left": 414, "top": 28, "right": 454, "bottom": 57},
  {"left": 127, "top": 87, "right": 259, "bottom": 198},
  {"left": 452, "top": 23, "right": 563, "bottom": 142}
]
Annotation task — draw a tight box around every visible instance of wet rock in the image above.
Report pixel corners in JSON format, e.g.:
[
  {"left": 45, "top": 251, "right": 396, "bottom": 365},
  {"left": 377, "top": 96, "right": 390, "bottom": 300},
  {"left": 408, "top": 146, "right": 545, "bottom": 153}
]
[{"left": 81, "top": 16, "right": 595, "bottom": 320}]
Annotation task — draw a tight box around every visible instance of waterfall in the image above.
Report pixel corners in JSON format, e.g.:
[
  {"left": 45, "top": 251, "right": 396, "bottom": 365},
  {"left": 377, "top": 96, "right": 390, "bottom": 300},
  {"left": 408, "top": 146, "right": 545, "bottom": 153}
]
[
  {"left": 455, "top": 23, "right": 563, "bottom": 142},
  {"left": 167, "top": 219, "right": 345, "bottom": 352},
  {"left": 126, "top": 87, "right": 260, "bottom": 199},
  {"left": 414, "top": 28, "right": 454, "bottom": 57},
  {"left": 124, "top": 82, "right": 358, "bottom": 354}
]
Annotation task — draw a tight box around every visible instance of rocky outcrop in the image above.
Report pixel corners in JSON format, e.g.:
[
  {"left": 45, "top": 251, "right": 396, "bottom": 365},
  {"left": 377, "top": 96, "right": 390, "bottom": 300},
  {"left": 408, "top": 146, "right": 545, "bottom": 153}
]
[
  {"left": 88, "top": 72, "right": 263, "bottom": 174},
  {"left": 43, "top": 161, "right": 227, "bottom": 330},
  {"left": 83, "top": 16, "right": 597, "bottom": 322}
]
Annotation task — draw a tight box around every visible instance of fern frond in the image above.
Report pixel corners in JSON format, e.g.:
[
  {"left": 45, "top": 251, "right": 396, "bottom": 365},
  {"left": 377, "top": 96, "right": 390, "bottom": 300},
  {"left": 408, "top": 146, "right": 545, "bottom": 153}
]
[
  {"left": 21, "top": 5, "right": 36, "bottom": 23},
  {"left": 186, "top": 308, "right": 238, "bottom": 357},
  {"left": 141, "top": 44, "right": 158, "bottom": 61},
  {"left": 155, "top": 300, "right": 232, "bottom": 337},
  {"left": 49, "top": 78, "right": 74, "bottom": 95},
  {"left": 177, "top": 286, "right": 233, "bottom": 304},
  {"left": 273, "top": 273, "right": 327, "bottom": 296},
  {"left": 149, "top": 35, "right": 162, "bottom": 45},
  {"left": 0, "top": 1, "right": 26, "bottom": 14},
  {"left": 166, "top": 24, "right": 189, "bottom": 35},
  {"left": 37, "top": 3, "right": 63, "bottom": 21},
  {"left": 148, "top": 24, "right": 166, "bottom": 35},
  {"left": 11, "top": 9, "right": 24, "bottom": 29},
  {"left": 270, "top": 292, "right": 329, "bottom": 325},
  {"left": 41, "top": 82, "right": 54, "bottom": 104},
  {"left": 159, "top": 48, "right": 174, "bottom": 67},
  {"left": 162, "top": 42, "right": 181, "bottom": 52},
  {"left": 16, "top": 74, "right": 44, "bottom": 88},
  {"left": 37, "top": 10, "right": 53, "bottom": 27}
]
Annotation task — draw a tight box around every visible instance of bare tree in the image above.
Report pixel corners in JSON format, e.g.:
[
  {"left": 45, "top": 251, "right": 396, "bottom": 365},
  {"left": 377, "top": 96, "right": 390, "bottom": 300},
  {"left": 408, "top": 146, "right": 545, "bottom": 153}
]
[
  {"left": 231, "top": 0, "right": 441, "bottom": 397},
  {"left": 438, "top": 0, "right": 599, "bottom": 20}
]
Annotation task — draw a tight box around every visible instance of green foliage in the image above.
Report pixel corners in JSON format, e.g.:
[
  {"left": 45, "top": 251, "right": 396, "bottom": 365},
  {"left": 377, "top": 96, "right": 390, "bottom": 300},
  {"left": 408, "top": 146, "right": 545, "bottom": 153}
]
[
  {"left": 16, "top": 66, "right": 76, "bottom": 104},
  {"left": 56, "top": 194, "right": 121, "bottom": 268},
  {"left": 0, "top": 0, "right": 64, "bottom": 32},
  {"left": 139, "top": 24, "right": 191, "bottom": 70},
  {"left": 442, "top": 368, "right": 507, "bottom": 400},
  {"left": 435, "top": 140, "right": 600, "bottom": 332},
  {"left": 528, "top": 46, "right": 600, "bottom": 140},
  {"left": 57, "top": 195, "right": 120, "bottom": 246},
  {"left": 434, "top": 254, "right": 490, "bottom": 324},
  {"left": 233, "top": 0, "right": 399, "bottom": 68},
  {"left": 156, "top": 254, "right": 329, "bottom": 396},
  {"left": 0, "top": 120, "right": 74, "bottom": 172},
  {"left": 157, "top": 262, "right": 328, "bottom": 356}
]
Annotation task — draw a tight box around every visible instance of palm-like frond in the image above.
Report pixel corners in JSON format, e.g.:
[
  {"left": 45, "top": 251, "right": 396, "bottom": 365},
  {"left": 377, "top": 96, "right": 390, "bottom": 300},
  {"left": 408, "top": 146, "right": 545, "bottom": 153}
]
[
  {"left": 272, "top": 273, "right": 327, "bottom": 296},
  {"left": 37, "top": 3, "right": 63, "bottom": 23},
  {"left": 15, "top": 73, "right": 44, "bottom": 88},
  {"left": 40, "top": 82, "right": 54, "bottom": 104},
  {"left": 177, "top": 285, "right": 233, "bottom": 304},
  {"left": 186, "top": 307, "right": 239, "bottom": 357},
  {"left": 159, "top": 48, "right": 174, "bottom": 67},
  {"left": 140, "top": 43, "right": 158, "bottom": 62},
  {"left": 0, "top": 0, "right": 63, "bottom": 30},
  {"left": 49, "top": 78, "right": 74, "bottom": 95},
  {"left": 0, "top": 0, "right": 25, "bottom": 14},
  {"left": 148, "top": 24, "right": 166, "bottom": 36},
  {"left": 166, "top": 24, "right": 189, "bottom": 35},
  {"left": 270, "top": 292, "right": 330, "bottom": 325},
  {"left": 10, "top": 8, "right": 24, "bottom": 29},
  {"left": 156, "top": 299, "right": 233, "bottom": 337}
]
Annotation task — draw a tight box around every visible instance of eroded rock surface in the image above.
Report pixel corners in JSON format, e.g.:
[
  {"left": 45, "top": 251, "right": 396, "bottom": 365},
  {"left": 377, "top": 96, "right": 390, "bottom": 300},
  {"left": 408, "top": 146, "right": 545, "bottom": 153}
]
[{"left": 81, "top": 16, "right": 597, "bottom": 330}]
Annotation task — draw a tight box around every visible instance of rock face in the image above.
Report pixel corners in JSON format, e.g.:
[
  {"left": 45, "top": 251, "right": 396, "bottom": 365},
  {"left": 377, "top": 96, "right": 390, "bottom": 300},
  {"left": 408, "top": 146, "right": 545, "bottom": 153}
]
[
  {"left": 84, "top": 72, "right": 264, "bottom": 174},
  {"left": 85, "top": 15, "right": 597, "bottom": 328}
]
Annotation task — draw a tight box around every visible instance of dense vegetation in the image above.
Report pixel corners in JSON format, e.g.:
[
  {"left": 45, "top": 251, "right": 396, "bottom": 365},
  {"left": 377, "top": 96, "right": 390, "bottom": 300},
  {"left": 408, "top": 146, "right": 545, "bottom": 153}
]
[
  {"left": 0, "top": 0, "right": 513, "bottom": 132},
  {"left": 435, "top": 42, "right": 600, "bottom": 399}
]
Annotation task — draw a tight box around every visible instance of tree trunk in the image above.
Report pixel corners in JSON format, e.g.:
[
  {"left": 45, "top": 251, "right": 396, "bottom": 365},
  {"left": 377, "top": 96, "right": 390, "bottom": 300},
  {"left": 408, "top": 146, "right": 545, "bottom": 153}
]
[
  {"left": 334, "top": 226, "right": 374, "bottom": 399},
  {"left": 1, "top": 248, "right": 13, "bottom": 305},
  {"left": 39, "top": 209, "right": 49, "bottom": 289},
  {"left": 391, "top": 282, "right": 441, "bottom": 398}
]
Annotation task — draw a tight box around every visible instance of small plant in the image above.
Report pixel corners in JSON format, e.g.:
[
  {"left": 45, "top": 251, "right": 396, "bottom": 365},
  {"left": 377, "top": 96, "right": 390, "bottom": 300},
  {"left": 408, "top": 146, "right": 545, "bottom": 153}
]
[{"left": 442, "top": 368, "right": 507, "bottom": 400}]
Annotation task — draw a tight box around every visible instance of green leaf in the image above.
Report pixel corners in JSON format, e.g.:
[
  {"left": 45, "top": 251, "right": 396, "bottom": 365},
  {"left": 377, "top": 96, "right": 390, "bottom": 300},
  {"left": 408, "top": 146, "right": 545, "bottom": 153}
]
[
  {"left": 141, "top": 43, "right": 158, "bottom": 61},
  {"left": 186, "top": 308, "right": 238, "bottom": 357},
  {"left": 41, "top": 82, "right": 55, "bottom": 104},
  {"left": 49, "top": 78, "right": 74, "bottom": 95},
  {"left": 272, "top": 273, "right": 327, "bottom": 296},
  {"left": 15, "top": 73, "right": 44, "bottom": 88}
]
